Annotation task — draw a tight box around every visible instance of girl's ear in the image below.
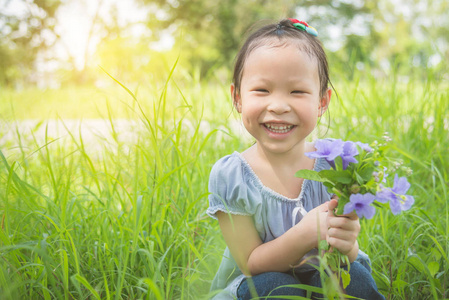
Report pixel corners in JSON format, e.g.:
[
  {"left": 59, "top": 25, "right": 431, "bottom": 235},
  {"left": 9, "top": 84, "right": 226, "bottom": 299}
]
[
  {"left": 318, "top": 88, "right": 332, "bottom": 117},
  {"left": 231, "top": 84, "right": 242, "bottom": 113}
]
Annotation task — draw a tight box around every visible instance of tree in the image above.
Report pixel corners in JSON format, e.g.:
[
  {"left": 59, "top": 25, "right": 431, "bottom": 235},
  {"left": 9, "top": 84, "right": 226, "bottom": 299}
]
[
  {"left": 140, "top": 0, "right": 298, "bottom": 77},
  {"left": 0, "top": 0, "right": 61, "bottom": 87},
  {"left": 2, "top": 0, "right": 447, "bottom": 87},
  {"left": 139, "top": 0, "right": 448, "bottom": 80}
]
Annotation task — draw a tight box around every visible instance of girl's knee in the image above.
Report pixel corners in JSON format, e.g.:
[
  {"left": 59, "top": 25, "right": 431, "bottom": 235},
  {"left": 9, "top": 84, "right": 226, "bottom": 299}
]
[
  {"left": 237, "top": 272, "right": 305, "bottom": 299},
  {"left": 346, "top": 262, "right": 385, "bottom": 300},
  {"left": 348, "top": 261, "right": 374, "bottom": 280}
]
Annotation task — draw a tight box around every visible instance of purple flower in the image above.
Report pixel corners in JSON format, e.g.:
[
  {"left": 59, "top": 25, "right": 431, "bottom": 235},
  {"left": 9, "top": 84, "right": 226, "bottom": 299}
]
[
  {"left": 341, "top": 141, "right": 359, "bottom": 170},
  {"left": 355, "top": 141, "right": 373, "bottom": 153},
  {"left": 376, "top": 174, "right": 414, "bottom": 215},
  {"left": 306, "top": 139, "right": 344, "bottom": 169},
  {"left": 344, "top": 193, "right": 376, "bottom": 219}
]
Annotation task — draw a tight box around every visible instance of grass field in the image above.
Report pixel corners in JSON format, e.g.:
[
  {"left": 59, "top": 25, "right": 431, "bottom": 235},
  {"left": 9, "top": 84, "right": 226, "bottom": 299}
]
[{"left": 0, "top": 68, "right": 448, "bottom": 299}]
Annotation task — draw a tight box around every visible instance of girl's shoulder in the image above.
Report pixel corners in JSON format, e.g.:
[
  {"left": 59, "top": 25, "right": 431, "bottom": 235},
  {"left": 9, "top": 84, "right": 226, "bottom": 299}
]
[
  {"left": 209, "top": 151, "right": 263, "bottom": 191},
  {"left": 209, "top": 151, "right": 244, "bottom": 179},
  {"left": 207, "top": 152, "right": 259, "bottom": 219}
]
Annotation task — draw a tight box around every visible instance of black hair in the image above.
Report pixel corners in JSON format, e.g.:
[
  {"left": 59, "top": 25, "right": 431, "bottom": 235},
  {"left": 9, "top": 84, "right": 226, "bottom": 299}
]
[{"left": 232, "top": 19, "right": 330, "bottom": 100}]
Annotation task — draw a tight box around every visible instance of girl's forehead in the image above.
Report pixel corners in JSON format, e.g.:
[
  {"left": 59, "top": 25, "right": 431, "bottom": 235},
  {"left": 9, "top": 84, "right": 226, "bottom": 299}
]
[
  {"left": 242, "top": 43, "right": 320, "bottom": 82},
  {"left": 246, "top": 39, "right": 317, "bottom": 67},
  {"left": 252, "top": 36, "right": 303, "bottom": 49},
  {"left": 248, "top": 38, "right": 313, "bottom": 60}
]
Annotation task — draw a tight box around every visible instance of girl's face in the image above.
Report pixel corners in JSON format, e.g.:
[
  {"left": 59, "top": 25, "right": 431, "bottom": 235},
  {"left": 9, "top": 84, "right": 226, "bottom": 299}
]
[{"left": 232, "top": 41, "right": 331, "bottom": 156}]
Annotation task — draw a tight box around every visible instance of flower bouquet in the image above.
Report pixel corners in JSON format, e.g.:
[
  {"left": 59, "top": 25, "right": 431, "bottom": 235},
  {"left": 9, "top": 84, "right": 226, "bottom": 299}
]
[{"left": 296, "top": 137, "right": 414, "bottom": 288}]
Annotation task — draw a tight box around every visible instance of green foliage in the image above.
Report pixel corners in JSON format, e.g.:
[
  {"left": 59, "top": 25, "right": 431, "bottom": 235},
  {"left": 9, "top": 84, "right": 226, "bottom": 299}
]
[
  {"left": 0, "top": 66, "right": 448, "bottom": 299},
  {"left": 0, "top": 0, "right": 61, "bottom": 87},
  {"left": 139, "top": 0, "right": 449, "bottom": 81},
  {"left": 1, "top": 0, "right": 449, "bottom": 87}
]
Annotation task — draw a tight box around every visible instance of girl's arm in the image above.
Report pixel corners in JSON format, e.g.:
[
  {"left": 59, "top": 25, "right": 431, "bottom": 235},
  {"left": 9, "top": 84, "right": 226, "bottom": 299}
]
[{"left": 216, "top": 202, "right": 329, "bottom": 276}]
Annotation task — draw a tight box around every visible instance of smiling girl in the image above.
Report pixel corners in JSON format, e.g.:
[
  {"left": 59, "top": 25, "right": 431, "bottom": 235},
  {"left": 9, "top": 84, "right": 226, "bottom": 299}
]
[{"left": 207, "top": 19, "right": 385, "bottom": 299}]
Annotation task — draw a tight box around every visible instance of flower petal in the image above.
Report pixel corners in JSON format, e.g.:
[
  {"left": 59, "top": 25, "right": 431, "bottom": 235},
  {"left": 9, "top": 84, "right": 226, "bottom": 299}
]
[
  {"left": 389, "top": 198, "right": 402, "bottom": 215},
  {"left": 360, "top": 205, "right": 376, "bottom": 219},
  {"left": 393, "top": 175, "right": 411, "bottom": 194},
  {"left": 307, "top": 139, "right": 344, "bottom": 169},
  {"left": 342, "top": 156, "right": 358, "bottom": 170},
  {"left": 344, "top": 202, "right": 356, "bottom": 215},
  {"left": 341, "top": 141, "right": 359, "bottom": 169},
  {"left": 355, "top": 142, "right": 373, "bottom": 153},
  {"left": 401, "top": 195, "right": 414, "bottom": 211},
  {"left": 376, "top": 188, "right": 395, "bottom": 203},
  {"left": 343, "top": 141, "right": 358, "bottom": 157}
]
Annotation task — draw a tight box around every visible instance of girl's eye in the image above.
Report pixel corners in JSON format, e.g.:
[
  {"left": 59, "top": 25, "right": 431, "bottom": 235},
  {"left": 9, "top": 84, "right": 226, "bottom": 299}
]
[
  {"left": 255, "top": 89, "right": 269, "bottom": 93},
  {"left": 291, "top": 90, "right": 305, "bottom": 94}
]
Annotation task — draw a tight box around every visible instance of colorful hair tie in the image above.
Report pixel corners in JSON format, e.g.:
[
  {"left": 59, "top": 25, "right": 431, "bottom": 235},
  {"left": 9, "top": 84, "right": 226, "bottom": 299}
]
[{"left": 288, "top": 18, "right": 318, "bottom": 37}]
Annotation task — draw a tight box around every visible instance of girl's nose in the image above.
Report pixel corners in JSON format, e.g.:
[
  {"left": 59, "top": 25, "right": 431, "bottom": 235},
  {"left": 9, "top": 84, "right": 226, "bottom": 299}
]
[{"left": 267, "top": 96, "right": 291, "bottom": 114}]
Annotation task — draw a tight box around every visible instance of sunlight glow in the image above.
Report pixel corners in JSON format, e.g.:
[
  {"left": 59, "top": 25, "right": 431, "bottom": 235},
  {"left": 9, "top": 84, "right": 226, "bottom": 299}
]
[{"left": 54, "top": 0, "right": 148, "bottom": 70}]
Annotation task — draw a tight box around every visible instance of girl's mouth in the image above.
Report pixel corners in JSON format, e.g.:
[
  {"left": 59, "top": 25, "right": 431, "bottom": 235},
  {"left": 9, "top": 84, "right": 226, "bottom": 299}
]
[{"left": 263, "top": 123, "right": 295, "bottom": 134}]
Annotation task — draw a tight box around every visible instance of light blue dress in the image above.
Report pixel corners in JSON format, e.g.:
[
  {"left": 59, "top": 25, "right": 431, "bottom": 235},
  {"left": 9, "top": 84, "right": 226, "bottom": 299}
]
[{"left": 206, "top": 152, "right": 372, "bottom": 299}]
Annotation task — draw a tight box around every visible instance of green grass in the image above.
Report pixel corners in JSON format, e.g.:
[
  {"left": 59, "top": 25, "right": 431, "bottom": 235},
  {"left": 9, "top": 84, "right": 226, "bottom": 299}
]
[
  {"left": 329, "top": 76, "right": 449, "bottom": 299},
  {"left": 0, "top": 69, "right": 448, "bottom": 299}
]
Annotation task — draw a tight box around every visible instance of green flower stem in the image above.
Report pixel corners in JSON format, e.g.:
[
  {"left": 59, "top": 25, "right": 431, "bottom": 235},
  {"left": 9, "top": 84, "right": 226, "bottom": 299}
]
[{"left": 335, "top": 195, "right": 349, "bottom": 215}]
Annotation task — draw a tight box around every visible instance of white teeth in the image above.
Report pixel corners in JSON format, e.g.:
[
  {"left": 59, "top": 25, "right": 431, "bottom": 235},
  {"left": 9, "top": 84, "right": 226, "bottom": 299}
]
[{"left": 264, "top": 124, "right": 293, "bottom": 133}]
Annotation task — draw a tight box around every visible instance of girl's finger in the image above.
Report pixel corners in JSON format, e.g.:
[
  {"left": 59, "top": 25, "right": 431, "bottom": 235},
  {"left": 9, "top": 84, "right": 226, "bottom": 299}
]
[
  {"left": 328, "top": 216, "right": 360, "bottom": 230},
  {"left": 328, "top": 227, "right": 357, "bottom": 241},
  {"left": 327, "top": 199, "right": 338, "bottom": 214},
  {"left": 327, "top": 237, "right": 353, "bottom": 254},
  {"left": 340, "top": 211, "right": 359, "bottom": 220}
]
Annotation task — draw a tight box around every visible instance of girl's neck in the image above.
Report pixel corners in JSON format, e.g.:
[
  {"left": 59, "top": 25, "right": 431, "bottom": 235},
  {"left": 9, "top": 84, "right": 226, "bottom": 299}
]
[
  {"left": 242, "top": 141, "right": 316, "bottom": 199},
  {"left": 253, "top": 141, "right": 311, "bottom": 168}
]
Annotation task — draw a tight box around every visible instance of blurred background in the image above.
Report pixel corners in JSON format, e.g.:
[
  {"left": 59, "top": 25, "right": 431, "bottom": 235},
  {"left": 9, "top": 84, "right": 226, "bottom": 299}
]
[
  {"left": 1, "top": 2, "right": 448, "bottom": 298},
  {"left": 1, "top": 0, "right": 448, "bottom": 90}
]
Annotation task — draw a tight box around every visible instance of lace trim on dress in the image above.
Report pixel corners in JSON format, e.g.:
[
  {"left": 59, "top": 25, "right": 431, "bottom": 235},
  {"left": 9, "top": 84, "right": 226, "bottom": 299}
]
[{"left": 206, "top": 205, "right": 252, "bottom": 220}]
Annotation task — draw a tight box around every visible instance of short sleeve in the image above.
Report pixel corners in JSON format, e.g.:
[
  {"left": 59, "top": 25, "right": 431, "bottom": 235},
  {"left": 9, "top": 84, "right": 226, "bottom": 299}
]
[{"left": 206, "top": 154, "right": 259, "bottom": 220}]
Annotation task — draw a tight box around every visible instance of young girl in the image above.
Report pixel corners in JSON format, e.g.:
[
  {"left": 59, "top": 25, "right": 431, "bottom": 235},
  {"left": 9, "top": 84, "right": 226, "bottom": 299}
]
[{"left": 206, "top": 19, "right": 385, "bottom": 299}]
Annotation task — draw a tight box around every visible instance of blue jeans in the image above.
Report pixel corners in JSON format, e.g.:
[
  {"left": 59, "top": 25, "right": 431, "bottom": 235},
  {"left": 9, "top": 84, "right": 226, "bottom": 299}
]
[{"left": 237, "top": 261, "right": 385, "bottom": 300}]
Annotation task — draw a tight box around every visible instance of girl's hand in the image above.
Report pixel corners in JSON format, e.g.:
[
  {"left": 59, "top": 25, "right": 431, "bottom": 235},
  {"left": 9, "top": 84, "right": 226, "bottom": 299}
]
[
  {"left": 297, "top": 202, "right": 329, "bottom": 247},
  {"left": 326, "top": 199, "right": 360, "bottom": 256}
]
